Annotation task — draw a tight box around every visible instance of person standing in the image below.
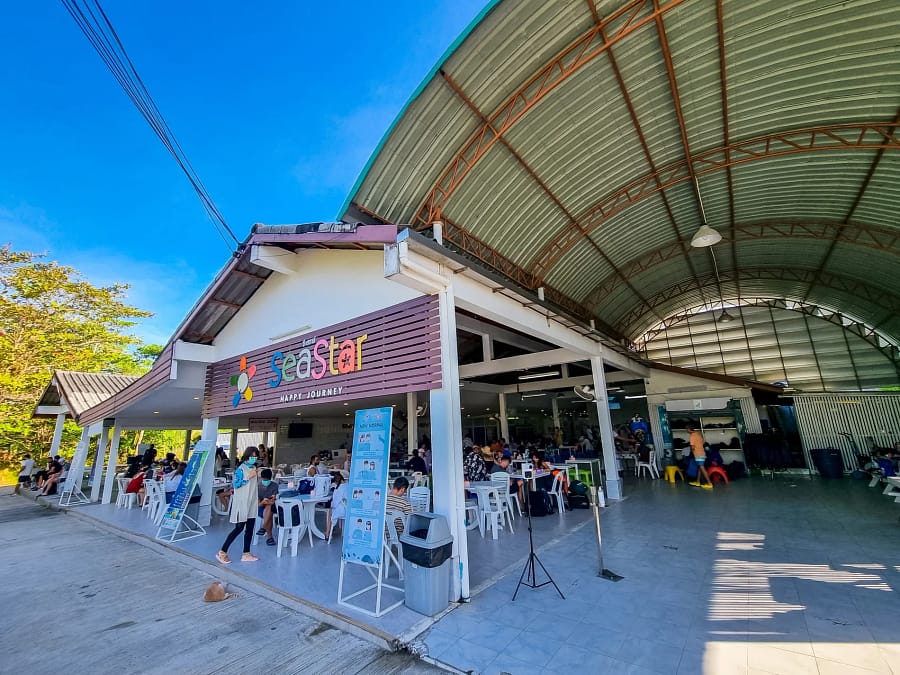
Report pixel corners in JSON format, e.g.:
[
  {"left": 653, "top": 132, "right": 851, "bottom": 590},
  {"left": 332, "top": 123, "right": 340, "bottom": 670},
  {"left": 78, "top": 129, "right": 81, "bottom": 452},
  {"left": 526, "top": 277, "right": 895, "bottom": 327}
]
[
  {"left": 687, "top": 424, "right": 713, "bottom": 489},
  {"left": 216, "top": 447, "right": 260, "bottom": 564},
  {"left": 15, "top": 454, "right": 35, "bottom": 494}
]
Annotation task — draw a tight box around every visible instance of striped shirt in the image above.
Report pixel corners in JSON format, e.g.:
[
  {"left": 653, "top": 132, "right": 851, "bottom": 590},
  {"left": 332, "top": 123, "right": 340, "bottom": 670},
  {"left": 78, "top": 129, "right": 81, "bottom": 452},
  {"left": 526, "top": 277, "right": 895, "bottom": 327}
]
[{"left": 385, "top": 494, "right": 412, "bottom": 534}]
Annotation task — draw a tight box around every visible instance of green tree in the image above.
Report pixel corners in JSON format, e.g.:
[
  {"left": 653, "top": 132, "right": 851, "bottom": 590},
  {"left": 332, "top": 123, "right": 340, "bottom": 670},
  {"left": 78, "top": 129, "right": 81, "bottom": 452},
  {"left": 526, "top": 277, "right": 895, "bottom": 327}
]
[{"left": 0, "top": 245, "right": 153, "bottom": 470}]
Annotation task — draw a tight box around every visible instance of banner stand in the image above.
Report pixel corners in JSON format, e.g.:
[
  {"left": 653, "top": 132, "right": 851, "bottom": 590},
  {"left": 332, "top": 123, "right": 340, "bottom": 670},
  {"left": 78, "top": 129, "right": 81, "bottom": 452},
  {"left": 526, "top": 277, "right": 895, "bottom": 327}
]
[
  {"left": 337, "top": 407, "right": 403, "bottom": 618},
  {"left": 58, "top": 427, "right": 94, "bottom": 507},
  {"left": 156, "top": 442, "right": 211, "bottom": 543},
  {"left": 337, "top": 558, "right": 404, "bottom": 618}
]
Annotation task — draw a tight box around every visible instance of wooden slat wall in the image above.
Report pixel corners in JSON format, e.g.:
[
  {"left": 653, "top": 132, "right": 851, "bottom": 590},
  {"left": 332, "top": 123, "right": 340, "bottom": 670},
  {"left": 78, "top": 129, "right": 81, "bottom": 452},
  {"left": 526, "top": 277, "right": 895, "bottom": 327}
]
[
  {"left": 203, "top": 296, "right": 441, "bottom": 418},
  {"left": 78, "top": 344, "right": 175, "bottom": 426}
]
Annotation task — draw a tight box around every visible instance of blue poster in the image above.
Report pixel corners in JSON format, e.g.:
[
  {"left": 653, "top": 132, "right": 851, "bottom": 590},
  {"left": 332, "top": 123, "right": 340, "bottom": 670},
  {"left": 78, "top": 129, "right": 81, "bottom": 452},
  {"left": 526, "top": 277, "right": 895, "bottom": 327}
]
[
  {"left": 342, "top": 407, "right": 392, "bottom": 566},
  {"left": 657, "top": 405, "right": 673, "bottom": 449},
  {"left": 159, "top": 441, "right": 210, "bottom": 530}
]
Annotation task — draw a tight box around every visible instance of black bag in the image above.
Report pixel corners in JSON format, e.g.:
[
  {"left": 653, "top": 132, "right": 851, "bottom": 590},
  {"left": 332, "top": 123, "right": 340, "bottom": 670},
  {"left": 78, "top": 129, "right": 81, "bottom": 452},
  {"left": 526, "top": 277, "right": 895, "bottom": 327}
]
[
  {"left": 528, "top": 490, "right": 552, "bottom": 517},
  {"left": 568, "top": 494, "right": 590, "bottom": 509},
  {"left": 569, "top": 480, "right": 589, "bottom": 496},
  {"left": 298, "top": 478, "right": 314, "bottom": 495}
]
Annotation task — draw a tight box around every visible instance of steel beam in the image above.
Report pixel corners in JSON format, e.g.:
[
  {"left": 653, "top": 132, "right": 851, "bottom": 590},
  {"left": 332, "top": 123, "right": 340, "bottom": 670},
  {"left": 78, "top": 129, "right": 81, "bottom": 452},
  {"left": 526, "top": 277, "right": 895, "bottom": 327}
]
[
  {"left": 414, "top": 0, "right": 690, "bottom": 228},
  {"left": 529, "top": 121, "right": 900, "bottom": 282}
]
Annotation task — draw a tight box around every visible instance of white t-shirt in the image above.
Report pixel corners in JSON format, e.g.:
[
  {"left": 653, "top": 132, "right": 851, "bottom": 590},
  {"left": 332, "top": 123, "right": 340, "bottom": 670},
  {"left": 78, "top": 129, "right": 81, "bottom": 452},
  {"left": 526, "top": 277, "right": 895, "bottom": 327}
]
[{"left": 19, "top": 458, "right": 35, "bottom": 477}]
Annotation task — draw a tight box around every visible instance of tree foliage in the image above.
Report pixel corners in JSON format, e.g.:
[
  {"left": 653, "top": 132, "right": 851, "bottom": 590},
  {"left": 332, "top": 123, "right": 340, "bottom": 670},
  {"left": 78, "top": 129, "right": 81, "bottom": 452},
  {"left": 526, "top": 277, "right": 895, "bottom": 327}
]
[{"left": 0, "top": 245, "right": 155, "bottom": 468}]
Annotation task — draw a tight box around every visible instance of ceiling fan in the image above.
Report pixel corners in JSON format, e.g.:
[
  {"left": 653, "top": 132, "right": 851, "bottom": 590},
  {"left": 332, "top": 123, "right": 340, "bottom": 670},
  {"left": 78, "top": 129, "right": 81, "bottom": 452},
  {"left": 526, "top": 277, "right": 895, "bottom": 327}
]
[{"left": 572, "top": 385, "right": 597, "bottom": 402}]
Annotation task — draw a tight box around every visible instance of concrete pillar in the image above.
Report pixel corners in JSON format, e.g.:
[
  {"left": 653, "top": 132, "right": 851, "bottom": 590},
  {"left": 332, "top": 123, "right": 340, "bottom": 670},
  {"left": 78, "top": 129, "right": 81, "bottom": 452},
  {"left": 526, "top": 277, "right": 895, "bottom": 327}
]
[
  {"left": 90, "top": 422, "right": 112, "bottom": 501},
  {"left": 551, "top": 397, "right": 561, "bottom": 437},
  {"left": 197, "top": 417, "right": 219, "bottom": 526},
  {"left": 591, "top": 355, "right": 622, "bottom": 500},
  {"left": 498, "top": 393, "right": 509, "bottom": 442},
  {"left": 88, "top": 423, "right": 110, "bottom": 497},
  {"left": 101, "top": 426, "right": 122, "bottom": 504},
  {"left": 49, "top": 412, "right": 66, "bottom": 458},
  {"left": 407, "top": 391, "right": 417, "bottom": 459},
  {"left": 229, "top": 428, "right": 238, "bottom": 468},
  {"left": 430, "top": 287, "right": 469, "bottom": 600},
  {"left": 182, "top": 430, "right": 192, "bottom": 460}
]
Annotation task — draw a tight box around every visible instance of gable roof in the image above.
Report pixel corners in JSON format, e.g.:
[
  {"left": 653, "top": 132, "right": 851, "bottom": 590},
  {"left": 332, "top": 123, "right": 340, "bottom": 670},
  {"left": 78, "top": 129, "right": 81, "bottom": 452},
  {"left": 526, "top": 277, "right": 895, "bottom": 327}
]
[{"left": 33, "top": 370, "right": 140, "bottom": 419}]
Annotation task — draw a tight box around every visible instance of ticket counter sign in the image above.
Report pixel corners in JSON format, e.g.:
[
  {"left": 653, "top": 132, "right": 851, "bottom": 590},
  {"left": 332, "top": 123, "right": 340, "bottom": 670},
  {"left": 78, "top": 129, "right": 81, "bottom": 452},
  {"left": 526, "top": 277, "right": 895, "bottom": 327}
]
[{"left": 342, "top": 407, "right": 392, "bottom": 566}]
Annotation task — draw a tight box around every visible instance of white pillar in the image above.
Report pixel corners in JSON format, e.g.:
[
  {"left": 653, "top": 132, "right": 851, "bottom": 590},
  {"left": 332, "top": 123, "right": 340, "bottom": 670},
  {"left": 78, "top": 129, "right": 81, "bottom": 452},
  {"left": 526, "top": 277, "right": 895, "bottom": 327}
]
[
  {"left": 551, "top": 397, "right": 561, "bottom": 434},
  {"left": 229, "top": 428, "right": 238, "bottom": 468},
  {"left": 430, "top": 287, "right": 469, "bottom": 601},
  {"left": 407, "top": 391, "right": 418, "bottom": 459},
  {"left": 49, "top": 412, "right": 67, "bottom": 457},
  {"left": 197, "top": 417, "right": 219, "bottom": 526},
  {"left": 498, "top": 393, "right": 509, "bottom": 442},
  {"left": 182, "top": 430, "right": 192, "bottom": 460},
  {"left": 101, "top": 426, "right": 122, "bottom": 504},
  {"left": 591, "top": 355, "right": 622, "bottom": 500},
  {"left": 89, "top": 423, "right": 111, "bottom": 499}
]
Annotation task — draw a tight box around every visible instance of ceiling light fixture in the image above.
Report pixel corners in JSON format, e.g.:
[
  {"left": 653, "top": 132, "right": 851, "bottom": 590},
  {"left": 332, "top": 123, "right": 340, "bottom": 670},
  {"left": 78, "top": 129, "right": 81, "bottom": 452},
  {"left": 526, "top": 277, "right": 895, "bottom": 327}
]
[
  {"left": 521, "top": 392, "right": 547, "bottom": 399},
  {"left": 625, "top": 394, "right": 647, "bottom": 399},
  {"left": 718, "top": 309, "right": 736, "bottom": 323},
  {"left": 690, "top": 223, "right": 722, "bottom": 248},
  {"left": 518, "top": 370, "right": 560, "bottom": 381}
]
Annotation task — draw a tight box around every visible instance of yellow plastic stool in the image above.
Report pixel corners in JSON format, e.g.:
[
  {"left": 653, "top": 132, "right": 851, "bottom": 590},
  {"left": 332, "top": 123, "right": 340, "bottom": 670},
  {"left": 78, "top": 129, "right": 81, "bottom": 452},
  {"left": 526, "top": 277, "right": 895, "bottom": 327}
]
[
  {"left": 664, "top": 465, "right": 685, "bottom": 483},
  {"left": 576, "top": 469, "right": 593, "bottom": 486}
]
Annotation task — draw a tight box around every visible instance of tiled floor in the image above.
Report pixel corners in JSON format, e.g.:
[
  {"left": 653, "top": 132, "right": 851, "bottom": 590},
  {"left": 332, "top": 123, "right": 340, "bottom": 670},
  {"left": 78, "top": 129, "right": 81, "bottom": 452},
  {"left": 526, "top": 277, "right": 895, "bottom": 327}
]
[
  {"left": 76, "top": 490, "right": 592, "bottom": 640},
  {"left": 422, "top": 475, "right": 900, "bottom": 674}
]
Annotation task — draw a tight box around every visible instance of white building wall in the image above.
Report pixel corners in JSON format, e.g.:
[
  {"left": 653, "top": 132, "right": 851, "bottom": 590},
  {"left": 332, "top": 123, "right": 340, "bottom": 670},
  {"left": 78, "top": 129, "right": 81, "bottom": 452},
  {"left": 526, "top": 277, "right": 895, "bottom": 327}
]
[{"left": 213, "top": 250, "right": 420, "bottom": 361}]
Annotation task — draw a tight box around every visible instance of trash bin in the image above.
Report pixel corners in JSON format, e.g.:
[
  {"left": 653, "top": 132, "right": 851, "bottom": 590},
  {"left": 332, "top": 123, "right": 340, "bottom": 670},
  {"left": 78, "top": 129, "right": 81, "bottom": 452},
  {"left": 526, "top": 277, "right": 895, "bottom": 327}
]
[
  {"left": 399, "top": 513, "right": 454, "bottom": 616},
  {"left": 810, "top": 448, "right": 844, "bottom": 478}
]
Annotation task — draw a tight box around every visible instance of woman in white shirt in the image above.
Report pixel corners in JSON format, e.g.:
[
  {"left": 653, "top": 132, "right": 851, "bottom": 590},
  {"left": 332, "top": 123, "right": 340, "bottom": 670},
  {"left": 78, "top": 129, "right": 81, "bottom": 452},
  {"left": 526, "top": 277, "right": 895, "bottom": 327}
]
[
  {"left": 216, "top": 448, "right": 260, "bottom": 564},
  {"left": 163, "top": 463, "right": 186, "bottom": 503}
]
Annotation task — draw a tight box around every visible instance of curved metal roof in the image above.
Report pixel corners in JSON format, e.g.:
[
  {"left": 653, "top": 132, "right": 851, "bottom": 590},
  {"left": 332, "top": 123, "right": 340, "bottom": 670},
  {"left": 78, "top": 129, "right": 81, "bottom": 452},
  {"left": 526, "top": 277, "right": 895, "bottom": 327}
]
[{"left": 341, "top": 0, "right": 900, "bottom": 349}]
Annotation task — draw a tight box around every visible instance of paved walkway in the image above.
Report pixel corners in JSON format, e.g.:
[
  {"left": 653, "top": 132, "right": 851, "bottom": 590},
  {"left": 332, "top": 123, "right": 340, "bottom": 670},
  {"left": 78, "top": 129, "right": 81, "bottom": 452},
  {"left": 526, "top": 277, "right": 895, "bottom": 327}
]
[
  {"left": 421, "top": 475, "right": 900, "bottom": 674},
  {"left": 0, "top": 488, "right": 442, "bottom": 675}
]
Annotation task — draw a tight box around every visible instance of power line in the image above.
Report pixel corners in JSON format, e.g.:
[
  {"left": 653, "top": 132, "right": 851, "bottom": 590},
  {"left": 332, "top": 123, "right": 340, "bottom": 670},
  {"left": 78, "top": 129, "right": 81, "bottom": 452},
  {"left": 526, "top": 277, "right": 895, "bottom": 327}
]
[{"left": 61, "top": 0, "right": 240, "bottom": 252}]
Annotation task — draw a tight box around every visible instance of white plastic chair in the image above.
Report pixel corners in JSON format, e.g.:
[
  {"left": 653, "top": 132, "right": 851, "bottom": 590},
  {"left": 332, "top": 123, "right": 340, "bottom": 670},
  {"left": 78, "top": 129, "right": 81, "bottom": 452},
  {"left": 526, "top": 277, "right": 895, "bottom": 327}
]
[
  {"left": 275, "top": 500, "right": 304, "bottom": 558},
  {"left": 547, "top": 473, "right": 566, "bottom": 515},
  {"left": 115, "top": 476, "right": 136, "bottom": 509},
  {"left": 313, "top": 474, "right": 332, "bottom": 497},
  {"left": 383, "top": 510, "right": 406, "bottom": 580},
  {"left": 636, "top": 450, "right": 660, "bottom": 479},
  {"left": 408, "top": 486, "right": 430, "bottom": 513},
  {"left": 490, "top": 471, "right": 520, "bottom": 525},
  {"left": 411, "top": 472, "right": 429, "bottom": 488},
  {"left": 464, "top": 500, "right": 481, "bottom": 533},
  {"left": 476, "top": 486, "right": 504, "bottom": 539}
]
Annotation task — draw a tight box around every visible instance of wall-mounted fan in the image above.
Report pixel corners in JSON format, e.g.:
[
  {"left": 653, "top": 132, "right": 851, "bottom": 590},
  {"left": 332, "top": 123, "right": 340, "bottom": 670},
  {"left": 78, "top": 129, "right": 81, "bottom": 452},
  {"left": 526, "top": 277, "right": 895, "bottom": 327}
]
[
  {"left": 416, "top": 403, "right": 429, "bottom": 417},
  {"left": 573, "top": 385, "right": 597, "bottom": 402}
]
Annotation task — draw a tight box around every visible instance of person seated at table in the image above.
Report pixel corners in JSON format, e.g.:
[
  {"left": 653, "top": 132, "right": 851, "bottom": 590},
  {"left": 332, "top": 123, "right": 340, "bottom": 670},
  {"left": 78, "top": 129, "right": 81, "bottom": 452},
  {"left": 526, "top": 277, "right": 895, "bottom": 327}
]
[
  {"left": 125, "top": 463, "right": 149, "bottom": 496},
  {"left": 463, "top": 445, "right": 487, "bottom": 483},
  {"left": 405, "top": 448, "right": 427, "bottom": 474},
  {"left": 481, "top": 446, "right": 495, "bottom": 473},
  {"left": 325, "top": 473, "right": 348, "bottom": 540},
  {"left": 38, "top": 458, "right": 64, "bottom": 496},
  {"left": 164, "top": 462, "right": 187, "bottom": 503},
  {"left": 255, "top": 468, "right": 278, "bottom": 545},
  {"left": 385, "top": 476, "right": 412, "bottom": 535},
  {"left": 306, "top": 454, "right": 322, "bottom": 477},
  {"left": 531, "top": 450, "right": 567, "bottom": 492},
  {"left": 490, "top": 454, "right": 523, "bottom": 504}
]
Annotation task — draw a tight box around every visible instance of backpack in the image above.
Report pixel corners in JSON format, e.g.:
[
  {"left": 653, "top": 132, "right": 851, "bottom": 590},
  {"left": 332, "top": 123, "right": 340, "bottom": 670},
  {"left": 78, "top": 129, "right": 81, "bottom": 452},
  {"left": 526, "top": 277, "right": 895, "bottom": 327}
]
[
  {"left": 298, "top": 478, "right": 314, "bottom": 495},
  {"left": 528, "top": 490, "right": 552, "bottom": 517},
  {"left": 569, "top": 480, "right": 589, "bottom": 496}
]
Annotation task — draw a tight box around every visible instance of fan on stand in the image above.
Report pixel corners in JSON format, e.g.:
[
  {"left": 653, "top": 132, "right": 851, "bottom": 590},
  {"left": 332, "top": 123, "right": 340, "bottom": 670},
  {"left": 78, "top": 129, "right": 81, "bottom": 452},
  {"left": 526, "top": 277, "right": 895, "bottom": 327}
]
[{"left": 573, "top": 385, "right": 597, "bottom": 402}]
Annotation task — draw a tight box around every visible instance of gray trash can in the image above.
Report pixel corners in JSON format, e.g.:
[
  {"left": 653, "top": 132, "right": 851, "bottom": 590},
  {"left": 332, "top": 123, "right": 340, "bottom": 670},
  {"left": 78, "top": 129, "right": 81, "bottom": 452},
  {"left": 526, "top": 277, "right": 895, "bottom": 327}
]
[{"left": 399, "top": 513, "right": 454, "bottom": 616}]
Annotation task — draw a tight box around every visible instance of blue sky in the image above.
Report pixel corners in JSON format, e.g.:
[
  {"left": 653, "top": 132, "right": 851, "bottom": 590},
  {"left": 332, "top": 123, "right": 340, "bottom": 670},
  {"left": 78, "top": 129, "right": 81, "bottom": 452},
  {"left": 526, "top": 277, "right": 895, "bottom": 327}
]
[{"left": 0, "top": 1, "right": 487, "bottom": 345}]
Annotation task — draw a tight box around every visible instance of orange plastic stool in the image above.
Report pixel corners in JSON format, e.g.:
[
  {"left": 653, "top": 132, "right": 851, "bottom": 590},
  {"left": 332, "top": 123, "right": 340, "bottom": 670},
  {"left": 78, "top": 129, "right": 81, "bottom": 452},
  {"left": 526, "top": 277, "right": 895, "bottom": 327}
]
[
  {"left": 664, "top": 465, "right": 685, "bottom": 483},
  {"left": 707, "top": 466, "right": 729, "bottom": 484}
]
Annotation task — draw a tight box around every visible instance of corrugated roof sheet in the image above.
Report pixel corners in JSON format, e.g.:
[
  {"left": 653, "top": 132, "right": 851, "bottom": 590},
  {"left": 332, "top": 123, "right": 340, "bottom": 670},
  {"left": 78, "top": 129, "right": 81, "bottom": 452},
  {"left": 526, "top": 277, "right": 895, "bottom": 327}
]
[
  {"left": 34, "top": 371, "right": 139, "bottom": 419},
  {"left": 342, "top": 0, "right": 900, "bottom": 353}
]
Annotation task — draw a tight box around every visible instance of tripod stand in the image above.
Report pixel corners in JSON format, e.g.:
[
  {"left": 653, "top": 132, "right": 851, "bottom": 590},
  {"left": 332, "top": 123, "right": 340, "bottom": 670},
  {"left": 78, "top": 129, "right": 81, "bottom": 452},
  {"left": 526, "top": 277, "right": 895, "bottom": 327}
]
[{"left": 512, "top": 485, "right": 565, "bottom": 601}]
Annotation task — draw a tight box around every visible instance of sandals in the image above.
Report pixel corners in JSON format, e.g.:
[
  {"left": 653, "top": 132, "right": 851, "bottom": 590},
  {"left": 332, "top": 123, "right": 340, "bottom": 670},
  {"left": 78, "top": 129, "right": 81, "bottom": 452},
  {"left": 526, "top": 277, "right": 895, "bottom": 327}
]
[
  {"left": 216, "top": 551, "right": 231, "bottom": 564},
  {"left": 241, "top": 553, "right": 259, "bottom": 562},
  {"left": 266, "top": 538, "right": 276, "bottom": 546}
]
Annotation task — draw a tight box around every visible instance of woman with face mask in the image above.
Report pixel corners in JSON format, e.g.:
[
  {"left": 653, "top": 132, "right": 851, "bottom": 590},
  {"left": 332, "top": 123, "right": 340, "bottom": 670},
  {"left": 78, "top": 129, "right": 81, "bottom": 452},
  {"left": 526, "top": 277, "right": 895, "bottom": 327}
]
[{"left": 216, "top": 447, "right": 260, "bottom": 564}]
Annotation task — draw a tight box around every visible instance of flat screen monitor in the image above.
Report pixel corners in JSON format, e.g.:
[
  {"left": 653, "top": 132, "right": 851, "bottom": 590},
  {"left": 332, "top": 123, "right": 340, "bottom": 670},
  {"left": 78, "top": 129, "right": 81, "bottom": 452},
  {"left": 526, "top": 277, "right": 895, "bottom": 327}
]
[{"left": 287, "top": 422, "right": 313, "bottom": 439}]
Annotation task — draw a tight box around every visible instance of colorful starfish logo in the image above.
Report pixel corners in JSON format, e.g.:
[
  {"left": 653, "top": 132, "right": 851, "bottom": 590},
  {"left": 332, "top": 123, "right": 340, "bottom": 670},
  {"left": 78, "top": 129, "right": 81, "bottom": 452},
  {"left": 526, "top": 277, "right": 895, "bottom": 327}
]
[{"left": 230, "top": 356, "right": 256, "bottom": 407}]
